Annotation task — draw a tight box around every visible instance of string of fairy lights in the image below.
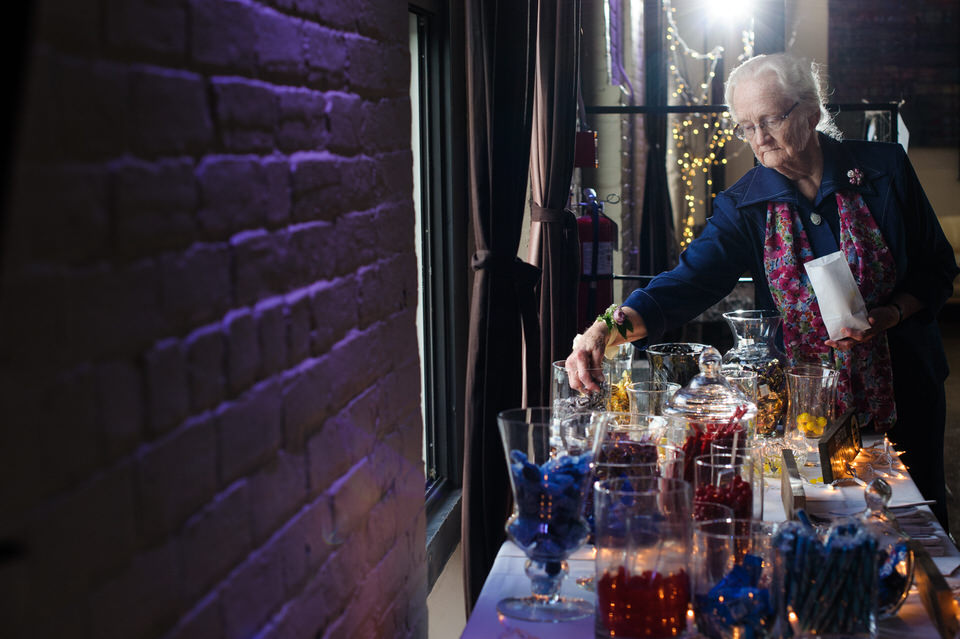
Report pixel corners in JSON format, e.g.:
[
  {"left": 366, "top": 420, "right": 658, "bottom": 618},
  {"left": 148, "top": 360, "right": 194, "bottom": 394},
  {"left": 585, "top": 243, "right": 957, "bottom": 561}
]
[{"left": 663, "top": 0, "right": 755, "bottom": 248}]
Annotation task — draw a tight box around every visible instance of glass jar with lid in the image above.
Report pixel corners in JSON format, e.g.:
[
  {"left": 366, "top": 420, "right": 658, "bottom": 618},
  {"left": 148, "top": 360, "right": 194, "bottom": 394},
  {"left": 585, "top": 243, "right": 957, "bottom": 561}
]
[
  {"left": 663, "top": 346, "right": 758, "bottom": 483},
  {"left": 859, "top": 478, "right": 915, "bottom": 618}
]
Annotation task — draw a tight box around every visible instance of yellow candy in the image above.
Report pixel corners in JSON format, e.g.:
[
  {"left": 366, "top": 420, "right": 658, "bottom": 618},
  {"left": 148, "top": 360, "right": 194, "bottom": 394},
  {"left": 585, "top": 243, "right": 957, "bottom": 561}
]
[
  {"left": 608, "top": 371, "right": 631, "bottom": 412},
  {"left": 795, "top": 412, "right": 828, "bottom": 436}
]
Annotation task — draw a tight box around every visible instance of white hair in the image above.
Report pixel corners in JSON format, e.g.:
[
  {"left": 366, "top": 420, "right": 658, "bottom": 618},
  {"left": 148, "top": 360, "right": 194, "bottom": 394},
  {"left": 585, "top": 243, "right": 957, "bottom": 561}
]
[{"left": 724, "top": 53, "right": 842, "bottom": 140}]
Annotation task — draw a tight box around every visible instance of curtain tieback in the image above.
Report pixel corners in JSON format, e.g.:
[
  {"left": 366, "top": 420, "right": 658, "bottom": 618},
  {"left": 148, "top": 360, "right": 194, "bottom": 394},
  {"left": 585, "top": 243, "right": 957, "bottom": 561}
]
[{"left": 471, "top": 251, "right": 542, "bottom": 285}]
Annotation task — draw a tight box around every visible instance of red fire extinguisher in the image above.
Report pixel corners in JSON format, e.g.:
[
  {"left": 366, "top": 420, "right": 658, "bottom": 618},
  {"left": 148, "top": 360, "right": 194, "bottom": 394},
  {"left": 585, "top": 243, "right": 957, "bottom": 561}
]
[{"left": 577, "top": 188, "right": 616, "bottom": 331}]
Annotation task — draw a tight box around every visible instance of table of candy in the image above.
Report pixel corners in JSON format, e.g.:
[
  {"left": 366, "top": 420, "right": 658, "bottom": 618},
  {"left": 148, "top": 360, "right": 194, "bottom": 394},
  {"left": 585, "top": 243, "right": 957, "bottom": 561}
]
[
  {"left": 460, "top": 440, "right": 959, "bottom": 639},
  {"left": 460, "top": 347, "right": 960, "bottom": 639}
]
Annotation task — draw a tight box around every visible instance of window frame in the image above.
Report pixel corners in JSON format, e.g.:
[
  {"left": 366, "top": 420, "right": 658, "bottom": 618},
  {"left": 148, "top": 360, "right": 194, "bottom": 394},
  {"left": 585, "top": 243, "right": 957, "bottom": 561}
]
[{"left": 409, "top": 0, "right": 468, "bottom": 591}]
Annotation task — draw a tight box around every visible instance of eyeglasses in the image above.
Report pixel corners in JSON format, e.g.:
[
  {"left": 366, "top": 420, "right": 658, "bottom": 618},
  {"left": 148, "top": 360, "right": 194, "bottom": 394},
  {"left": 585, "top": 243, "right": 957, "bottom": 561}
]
[{"left": 733, "top": 102, "right": 800, "bottom": 141}]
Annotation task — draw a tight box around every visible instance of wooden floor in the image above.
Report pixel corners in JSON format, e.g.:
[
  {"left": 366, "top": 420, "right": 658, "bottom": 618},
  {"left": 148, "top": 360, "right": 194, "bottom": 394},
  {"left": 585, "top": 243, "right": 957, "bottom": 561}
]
[{"left": 427, "top": 544, "right": 466, "bottom": 638}]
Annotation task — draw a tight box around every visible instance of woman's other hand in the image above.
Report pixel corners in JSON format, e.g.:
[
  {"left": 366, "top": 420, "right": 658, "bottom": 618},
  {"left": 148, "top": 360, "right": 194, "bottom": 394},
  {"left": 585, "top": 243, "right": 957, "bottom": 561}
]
[{"left": 564, "top": 322, "right": 608, "bottom": 392}]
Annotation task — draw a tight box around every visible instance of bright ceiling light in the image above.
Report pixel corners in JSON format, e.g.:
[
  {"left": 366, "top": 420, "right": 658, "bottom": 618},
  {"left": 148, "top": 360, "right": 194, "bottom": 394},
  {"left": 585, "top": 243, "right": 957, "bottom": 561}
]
[{"left": 708, "top": 0, "right": 754, "bottom": 24}]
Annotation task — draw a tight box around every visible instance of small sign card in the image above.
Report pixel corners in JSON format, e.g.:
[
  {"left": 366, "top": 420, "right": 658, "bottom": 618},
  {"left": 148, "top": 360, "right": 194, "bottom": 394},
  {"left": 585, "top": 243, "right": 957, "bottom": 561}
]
[
  {"left": 818, "top": 410, "right": 862, "bottom": 484},
  {"left": 781, "top": 449, "right": 805, "bottom": 520}
]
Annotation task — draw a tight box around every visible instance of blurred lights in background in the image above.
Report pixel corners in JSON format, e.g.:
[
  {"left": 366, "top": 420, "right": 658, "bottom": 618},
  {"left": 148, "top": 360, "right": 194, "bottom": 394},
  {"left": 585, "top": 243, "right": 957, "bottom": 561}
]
[{"left": 663, "top": 0, "right": 754, "bottom": 248}]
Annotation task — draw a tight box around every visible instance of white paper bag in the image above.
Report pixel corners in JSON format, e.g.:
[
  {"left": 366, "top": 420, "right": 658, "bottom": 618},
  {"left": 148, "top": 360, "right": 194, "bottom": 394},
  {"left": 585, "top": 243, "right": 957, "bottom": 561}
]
[{"left": 803, "top": 251, "right": 871, "bottom": 341}]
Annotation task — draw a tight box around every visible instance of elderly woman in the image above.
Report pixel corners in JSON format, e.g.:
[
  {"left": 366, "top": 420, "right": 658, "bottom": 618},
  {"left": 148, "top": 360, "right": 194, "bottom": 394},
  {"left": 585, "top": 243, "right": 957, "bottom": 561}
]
[{"left": 566, "top": 53, "right": 958, "bottom": 529}]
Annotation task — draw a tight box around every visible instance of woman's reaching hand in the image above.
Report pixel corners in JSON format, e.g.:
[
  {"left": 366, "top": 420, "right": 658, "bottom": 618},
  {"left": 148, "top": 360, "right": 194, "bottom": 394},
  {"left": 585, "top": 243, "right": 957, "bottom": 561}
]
[{"left": 564, "top": 322, "right": 608, "bottom": 392}]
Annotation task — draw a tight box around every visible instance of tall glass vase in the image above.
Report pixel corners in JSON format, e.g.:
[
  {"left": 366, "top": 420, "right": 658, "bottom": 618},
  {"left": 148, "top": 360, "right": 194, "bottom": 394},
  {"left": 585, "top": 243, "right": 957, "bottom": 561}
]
[
  {"left": 784, "top": 364, "right": 839, "bottom": 466},
  {"left": 496, "top": 407, "right": 602, "bottom": 621},
  {"left": 721, "top": 310, "right": 787, "bottom": 439}
]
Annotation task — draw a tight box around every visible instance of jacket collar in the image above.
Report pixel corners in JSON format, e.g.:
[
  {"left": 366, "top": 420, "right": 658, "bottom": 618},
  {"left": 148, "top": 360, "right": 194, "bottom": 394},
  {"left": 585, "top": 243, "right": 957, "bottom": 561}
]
[
  {"left": 818, "top": 134, "right": 880, "bottom": 200},
  {"left": 733, "top": 133, "right": 881, "bottom": 209}
]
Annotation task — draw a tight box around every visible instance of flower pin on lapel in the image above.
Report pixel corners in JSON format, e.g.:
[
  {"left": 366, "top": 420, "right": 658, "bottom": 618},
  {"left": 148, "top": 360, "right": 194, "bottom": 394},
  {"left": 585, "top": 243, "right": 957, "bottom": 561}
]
[{"left": 847, "top": 168, "right": 864, "bottom": 186}]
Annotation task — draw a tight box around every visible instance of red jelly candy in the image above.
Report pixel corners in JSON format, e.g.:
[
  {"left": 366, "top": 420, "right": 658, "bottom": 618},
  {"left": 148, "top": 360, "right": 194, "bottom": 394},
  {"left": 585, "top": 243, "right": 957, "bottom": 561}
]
[{"left": 596, "top": 566, "right": 691, "bottom": 637}]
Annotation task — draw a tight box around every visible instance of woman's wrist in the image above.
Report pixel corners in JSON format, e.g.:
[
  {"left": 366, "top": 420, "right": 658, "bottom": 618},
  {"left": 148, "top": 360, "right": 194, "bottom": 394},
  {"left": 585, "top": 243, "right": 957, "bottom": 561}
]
[
  {"left": 596, "top": 304, "right": 632, "bottom": 342},
  {"left": 595, "top": 305, "right": 633, "bottom": 359},
  {"left": 572, "top": 320, "right": 609, "bottom": 351}
]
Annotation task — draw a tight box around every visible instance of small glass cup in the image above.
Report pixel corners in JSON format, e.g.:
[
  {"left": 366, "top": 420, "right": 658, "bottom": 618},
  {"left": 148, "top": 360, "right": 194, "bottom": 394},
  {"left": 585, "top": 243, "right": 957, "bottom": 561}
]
[
  {"left": 590, "top": 411, "right": 681, "bottom": 494},
  {"left": 723, "top": 367, "right": 759, "bottom": 437},
  {"left": 693, "top": 518, "right": 775, "bottom": 639},
  {"left": 722, "top": 367, "right": 759, "bottom": 404},
  {"left": 626, "top": 381, "right": 680, "bottom": 416},
  {"left": 551, "top": 360, "right": 608, "bottom": 421},
  {"left": 711, "top": 442, "right": 766, "bottom": 520},
  {"left": 693, "top": 500, "right": 735, "bottom": 523},
  {"left": 646, "top": 342, "right": 708, "bottom": 386},
  {"left": 607, "top": 344, "right": 635, "bottom": 412},
  {"left": 586, "top": 414, "right": 667, "bottom": 540},
  {"left": 594, "top": 477, "right": 694, "bottom": 639},
  {"left": 579, "top": 458, "right": 687, "bottom": 593},
  {"left": 785, "top": 364, "right": 839, "bottom": 465},
  {"left": 595, "top": 411, "right": 669, "bottom": 447},
  {"left": 693, "top": 517, "right": 736, "bottom": 607},
  {"left": 694, "top": 457, "right": 763, "bottom": 521}
]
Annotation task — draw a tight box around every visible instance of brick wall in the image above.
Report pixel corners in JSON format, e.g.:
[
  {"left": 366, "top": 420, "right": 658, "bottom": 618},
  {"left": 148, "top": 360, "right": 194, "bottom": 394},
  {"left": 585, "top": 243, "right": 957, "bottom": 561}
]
[
  {"left": 828, "top": 0, "right": 959, "bottom": 147},
  {"left": 0, "top": 1, "right": 427, "bottom": 637}
]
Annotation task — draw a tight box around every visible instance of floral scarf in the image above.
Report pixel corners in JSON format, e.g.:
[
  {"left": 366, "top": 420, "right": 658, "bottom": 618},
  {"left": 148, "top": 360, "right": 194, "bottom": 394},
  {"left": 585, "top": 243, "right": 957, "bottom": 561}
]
[{"left": 763, "top": 192, "right": 897, "bottom": 431}]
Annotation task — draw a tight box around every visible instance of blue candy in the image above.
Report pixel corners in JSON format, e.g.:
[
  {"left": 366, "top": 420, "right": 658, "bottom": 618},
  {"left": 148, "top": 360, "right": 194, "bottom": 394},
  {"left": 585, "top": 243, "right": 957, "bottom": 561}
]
[
  {"left": 506, "top": 449, "right": 593, "bottom": 559},
  {"left": 695, "top": 554, "right": 773, "bottom": 639}
]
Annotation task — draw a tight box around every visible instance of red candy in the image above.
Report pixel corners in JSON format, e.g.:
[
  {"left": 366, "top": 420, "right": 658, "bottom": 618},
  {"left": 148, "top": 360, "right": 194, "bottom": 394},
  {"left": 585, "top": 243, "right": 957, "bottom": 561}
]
[
  {"left": 693, "top": 475, "right": 753, "bottom": 519},
  {"left": 597, "top": 567, "right": 691, "bottom": 637},
  {"left": 678, "top": 404, "right": 749, "bottom": 484},
  {"left": 680, "top": 421, "right": 747, "bottom": 484}
]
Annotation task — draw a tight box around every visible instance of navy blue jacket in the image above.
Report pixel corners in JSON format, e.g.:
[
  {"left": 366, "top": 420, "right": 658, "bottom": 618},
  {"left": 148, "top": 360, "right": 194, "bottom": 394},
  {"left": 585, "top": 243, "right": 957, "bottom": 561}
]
[{"left": 623, "top": 134, "right": 959, "bottom": 383}]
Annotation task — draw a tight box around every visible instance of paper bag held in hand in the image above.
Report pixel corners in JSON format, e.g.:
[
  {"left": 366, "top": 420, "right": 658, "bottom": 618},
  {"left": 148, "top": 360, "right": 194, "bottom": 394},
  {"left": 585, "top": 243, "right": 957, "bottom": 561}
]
[{"left": 804, "top": 251, "right": 871, "bottom": 341}]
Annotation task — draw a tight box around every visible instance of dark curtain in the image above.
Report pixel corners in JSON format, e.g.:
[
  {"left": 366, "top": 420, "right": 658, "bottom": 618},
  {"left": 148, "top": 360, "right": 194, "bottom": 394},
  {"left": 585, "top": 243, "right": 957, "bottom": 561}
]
[
  {"left": 461, "top": 0, "right": 540, "bottom": 613},
  {"left": 528, "top": 0, "right": 582, "bottom": 406},
  {"left": 637, "top": 0, "right": 677, "bottom": 276}
]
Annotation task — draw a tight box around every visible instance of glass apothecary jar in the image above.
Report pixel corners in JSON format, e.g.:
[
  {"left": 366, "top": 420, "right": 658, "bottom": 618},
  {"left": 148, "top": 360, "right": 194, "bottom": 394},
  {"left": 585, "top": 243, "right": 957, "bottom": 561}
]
[
  {"left": 773, "top": 517, "right": 879, "bottom": 639},
  {"left": 721, "top": 310, "right": 786, "bottom": 438},
  {"left": 860, "top": 479, "right": 915, "bottom": 618},
  {"left": 662, "top": 347, "right": 758, "bottom": 484}
]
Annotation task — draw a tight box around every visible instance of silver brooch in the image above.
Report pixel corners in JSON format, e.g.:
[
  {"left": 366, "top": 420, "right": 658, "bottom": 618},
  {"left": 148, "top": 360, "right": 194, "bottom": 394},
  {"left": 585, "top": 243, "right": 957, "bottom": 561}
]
[{"left": 847, "top": 168, "right": 864, "bottom": 186}]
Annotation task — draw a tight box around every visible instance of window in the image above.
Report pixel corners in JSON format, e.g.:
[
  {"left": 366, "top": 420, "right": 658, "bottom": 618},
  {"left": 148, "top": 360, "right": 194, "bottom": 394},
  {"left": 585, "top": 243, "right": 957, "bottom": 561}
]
[{"left": 409, "top": 1, "right": 468, "bottom": 589}]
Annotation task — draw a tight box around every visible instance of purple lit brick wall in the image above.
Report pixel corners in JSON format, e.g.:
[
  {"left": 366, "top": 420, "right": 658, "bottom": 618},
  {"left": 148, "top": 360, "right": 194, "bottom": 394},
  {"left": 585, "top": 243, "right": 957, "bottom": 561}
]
[{"left": 0, "top": 1, "right": 426, "bottom": 637}]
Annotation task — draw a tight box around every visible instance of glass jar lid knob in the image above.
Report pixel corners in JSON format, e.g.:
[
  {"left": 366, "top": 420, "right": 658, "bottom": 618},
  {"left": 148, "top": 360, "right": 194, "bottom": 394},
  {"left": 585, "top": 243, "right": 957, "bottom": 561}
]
[{"left": 698, "top": 346, "right": 723, "bottom": 378}]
